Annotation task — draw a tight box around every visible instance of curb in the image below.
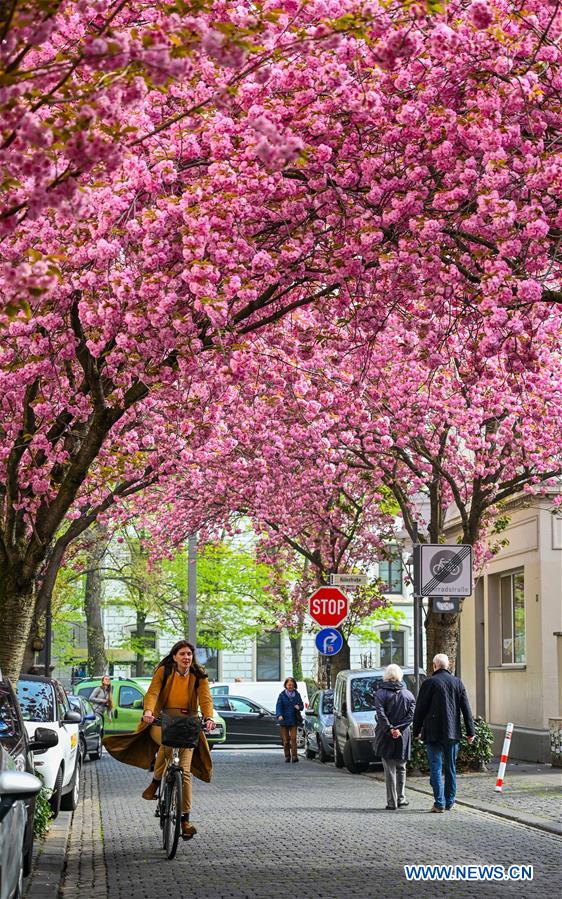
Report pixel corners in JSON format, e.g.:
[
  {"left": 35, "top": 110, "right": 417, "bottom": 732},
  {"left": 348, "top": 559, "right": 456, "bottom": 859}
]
[
  {"left": 364, "top": 771, "right": 562, "bottom": 838},
  {"left": 24, "top": 810, "right": 72, "bottom": 899}
]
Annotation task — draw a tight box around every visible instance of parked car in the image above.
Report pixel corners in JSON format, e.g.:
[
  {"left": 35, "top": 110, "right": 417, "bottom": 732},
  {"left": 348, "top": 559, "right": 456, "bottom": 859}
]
[
  {"left": 333, "top": 668, "right": 424, "bottom": 774},
  {"left": 304, "top": 690, "right": 334, "bottom": 763},
  {"left": 0, "top": 745, "right": 42, "bottom": 899},
  {"left": 72, "top": 677, "right": 227, "bottom": 748},
  {"left": 211, "top": 694, "right": 280, "bottom": 745},
  {"left": 17, "top": 675, "right": 81, "bottom": 817},
  {"left": 210, "top": 680, "right": 310, "bottom": 714},
  {"left": 0, "top": 672, "right": 57, "bottom": 878},
  {"left": 67, "top": 695, "right": 104, "bottom": 762}
]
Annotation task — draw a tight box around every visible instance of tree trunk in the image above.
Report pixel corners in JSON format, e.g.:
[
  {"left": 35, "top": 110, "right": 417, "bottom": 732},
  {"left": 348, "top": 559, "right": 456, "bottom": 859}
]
[
  {"left": 288, "top": 631, "right": 303, "bottom": 681},
  {"left": 135, "top": 610, "right": 146, "bottom": 677},
  {"left": 84, "top": 533, "right": 108, "bottom": 676},
  {"left": 425, "top": 604, "right": 459, "bottom": 675},
  {"left": 327, "top": 636, "right": 350, "bottom": 685},
  {"left": 0, "top": 574, "right": 36, "bottom": 681}
]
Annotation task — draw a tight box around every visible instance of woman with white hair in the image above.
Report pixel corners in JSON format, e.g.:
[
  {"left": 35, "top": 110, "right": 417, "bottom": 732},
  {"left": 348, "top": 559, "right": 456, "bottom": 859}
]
[{"left": 373, "top": 664, "right": 416, "bottom": 810}]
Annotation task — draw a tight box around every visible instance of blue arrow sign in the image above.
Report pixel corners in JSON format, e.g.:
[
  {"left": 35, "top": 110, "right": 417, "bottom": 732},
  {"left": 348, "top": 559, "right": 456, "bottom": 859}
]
[{"left": 315, "top": 627, "right": 344, "bottom": 656}]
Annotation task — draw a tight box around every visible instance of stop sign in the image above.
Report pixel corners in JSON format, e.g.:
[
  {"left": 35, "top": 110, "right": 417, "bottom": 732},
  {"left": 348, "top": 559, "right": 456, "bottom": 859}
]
[{"left": 308, "top": 586, "right": 349, "bottom": 627}]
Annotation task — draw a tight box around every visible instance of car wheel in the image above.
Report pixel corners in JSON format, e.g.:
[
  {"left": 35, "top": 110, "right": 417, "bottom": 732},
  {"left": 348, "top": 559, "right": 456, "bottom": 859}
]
[
  {"left": 80, "top": 735, "right": 87, "bottom": 761},
  {"left": 334, "top": 736, "right": 344, "bottom": 769},
  {"left": 22, "top": 816, "right": 34, "bottom": 877},
  {"left": 49, "top": 766, "right": 63, "bottom": 818},
  {"left": 89, "top": 734, "right": 103, "bottom": 761},
  {"left": 317, "top": 737, "right": 329, "bottom": 764},
  {"left": 305, "top": 733, "right": 315, "bottom": 760},
  {"left": 296, "top": 726, "right": 305, "bottom": 749},
  {"left": 61, "top": 757, "right": 81, "bottom": 811},
  {"left": 343, "top": 740, "right": 368, "bottom": 774}
]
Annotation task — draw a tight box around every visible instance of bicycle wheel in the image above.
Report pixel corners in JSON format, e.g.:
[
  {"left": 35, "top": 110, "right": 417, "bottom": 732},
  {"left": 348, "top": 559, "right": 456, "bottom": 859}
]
[
  {"left": 158, "top": 783, "right": 167, "bottom": 850},
  {"left": 164, "top": 770, "right": 182, "bottom": 860}
]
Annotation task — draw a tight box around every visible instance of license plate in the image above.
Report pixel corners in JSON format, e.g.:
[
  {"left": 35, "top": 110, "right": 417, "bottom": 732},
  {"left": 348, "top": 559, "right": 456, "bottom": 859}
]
[{"left": 209, "top": 726, "right": 222, "bottom": 736}]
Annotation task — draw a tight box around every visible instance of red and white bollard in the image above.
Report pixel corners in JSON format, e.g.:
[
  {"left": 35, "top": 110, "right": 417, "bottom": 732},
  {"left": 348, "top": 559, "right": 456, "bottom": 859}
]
[{"left": 494, "top": 722, "right": 514, "bottom": 792}]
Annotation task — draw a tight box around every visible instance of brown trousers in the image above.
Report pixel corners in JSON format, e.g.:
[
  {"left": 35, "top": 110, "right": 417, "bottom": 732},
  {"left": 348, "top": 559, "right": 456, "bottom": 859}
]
[
  {"left": 280, "top": 725, "right": 298, "bottom": 760},
  {"left": 150, "top": 725, "right": 193, "bottom": 814}
]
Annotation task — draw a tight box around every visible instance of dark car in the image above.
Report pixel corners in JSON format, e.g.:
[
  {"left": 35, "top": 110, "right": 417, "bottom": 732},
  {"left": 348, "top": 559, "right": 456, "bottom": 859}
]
[
  {"left": 0, "top": 671, "right": 58, "bottom": 878},
  {"left": 67, "top": 695, "right": 104, "bottom": 762},
  {"left": 211, "top": 694, "right": 280, "bottom": 745},
  {"left": 304, "top": 690, "right": 334, "bottom": 763}
]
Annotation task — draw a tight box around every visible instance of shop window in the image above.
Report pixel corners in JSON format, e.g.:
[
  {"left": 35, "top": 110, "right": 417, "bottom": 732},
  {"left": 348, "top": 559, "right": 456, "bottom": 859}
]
[
  {"left": 500, "top": 571, "right": 525, "bottom": 664},
  {"left": 380, "top": 628, "right": 405, "bottom": 666},
  {"left": 256, "top": 632, "right": 281, "bottom": 681}
]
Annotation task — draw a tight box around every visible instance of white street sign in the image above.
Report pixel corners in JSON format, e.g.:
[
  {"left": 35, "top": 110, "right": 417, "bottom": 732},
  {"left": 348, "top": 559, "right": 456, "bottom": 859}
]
[
  {"left": 329, "top": 573, "right": 367, "bottom": 588},
  {"left": 414, "top": 544, "right": 473, "bottom": 597}
]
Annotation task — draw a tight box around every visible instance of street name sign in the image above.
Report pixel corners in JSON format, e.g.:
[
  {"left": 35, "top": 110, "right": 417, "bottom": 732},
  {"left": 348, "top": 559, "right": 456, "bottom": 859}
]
[
  {"left": 308, "top": 586, "right": 349, "bottom": 627},
  {"left": 315, "top": 628, "right": 344, "bottom": 656},
  {"left": 414, "top": 544, "right": 473, "bottom": 597},
  {"left": 329, "top": 573, "right": 367, "bottom": 588}
]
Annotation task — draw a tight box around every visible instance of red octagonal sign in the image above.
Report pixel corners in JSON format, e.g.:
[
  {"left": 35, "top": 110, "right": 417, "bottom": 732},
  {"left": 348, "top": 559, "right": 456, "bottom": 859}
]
[{"left": 308, "top": 586, "right": 349, "bottom": 627}]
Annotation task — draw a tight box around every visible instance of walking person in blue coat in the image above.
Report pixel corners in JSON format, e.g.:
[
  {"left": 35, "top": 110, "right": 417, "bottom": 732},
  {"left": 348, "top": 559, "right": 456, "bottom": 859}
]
[
  {"left": 374, "top": 664, "right": 416, "bottom": 809},
  {"left": 276, "top": 677, "right": 304, "bottom": 763}
]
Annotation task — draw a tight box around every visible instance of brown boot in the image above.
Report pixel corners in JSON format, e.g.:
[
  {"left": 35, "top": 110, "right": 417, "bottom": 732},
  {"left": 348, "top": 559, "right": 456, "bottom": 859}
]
[
  {"left": 181, "top": 820, "right": 197, "bottom": 839},
  {"left": 142, "top": 780, "right": 160, "bottom": 800}
]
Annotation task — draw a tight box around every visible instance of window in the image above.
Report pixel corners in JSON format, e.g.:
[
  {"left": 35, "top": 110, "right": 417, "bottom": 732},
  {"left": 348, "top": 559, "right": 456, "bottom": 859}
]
[
  {"left": 212, "top": 696, "right": 231, "bottom": 711},
  {"left": 17, "top": 680, "right": 55, "bottom": 722},
  {"left": 229, "top": 698, "right": 258, "bottom": 713},
  {"left": 379, "top": 549, "right": 403, "bottom": 594},
  {"left": 380, "top": 628, "right": 405, "bottom": 666},
  {"left": 119, "top": 685, "right": 143, "bottom": 708},
  {"left": 351, "top": 676, "right": 383, "bottom": 712},
  {"left": 198, "top": 646, "right": 219, "bottom": 681},
  {"left": 256, "top": 632, "right": 281, "bottom": 681},
  {"left": 500, "top": 571, "right": 525, "bottom": 664},
  {"left": 0, "top": 689, "right": 17, "bottom": 736},
  {"left": 321, "top": 693, "right": 334, "bottom": 714}
]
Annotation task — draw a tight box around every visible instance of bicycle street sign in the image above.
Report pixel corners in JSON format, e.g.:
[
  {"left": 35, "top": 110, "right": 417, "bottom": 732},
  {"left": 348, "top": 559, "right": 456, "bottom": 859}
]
[{"left": 413, "top": 544, "right": 473, "bottom": 597}]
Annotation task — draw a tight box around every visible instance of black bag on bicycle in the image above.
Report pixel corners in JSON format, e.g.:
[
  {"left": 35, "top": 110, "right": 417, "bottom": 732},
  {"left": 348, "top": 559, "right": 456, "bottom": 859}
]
[{"left": 161, "top": 711, "right": 202, "bottom": 748}]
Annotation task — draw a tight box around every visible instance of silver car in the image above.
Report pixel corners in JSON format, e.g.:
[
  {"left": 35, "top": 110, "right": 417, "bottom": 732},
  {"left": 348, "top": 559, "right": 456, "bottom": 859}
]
[
  {"left": 304, "top": 690, "right": 334, "bottom": 763},
  {"left": 0, "top": 746, "right": 42, "bottom": 899}
]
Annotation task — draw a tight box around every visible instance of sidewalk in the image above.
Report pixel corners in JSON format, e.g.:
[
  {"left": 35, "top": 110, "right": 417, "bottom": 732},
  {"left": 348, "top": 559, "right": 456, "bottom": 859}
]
[
  {"left": 365, "top": 758, "right": 562, "bottom": 836},
  {"left": 24, "top": 810, "right": 72, "bottom": 899}
]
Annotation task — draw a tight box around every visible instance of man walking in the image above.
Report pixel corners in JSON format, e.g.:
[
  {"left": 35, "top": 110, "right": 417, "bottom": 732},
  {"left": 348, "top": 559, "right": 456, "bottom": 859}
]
[{"left": 413, "top": 653, "right": 475, "bottom": 813}]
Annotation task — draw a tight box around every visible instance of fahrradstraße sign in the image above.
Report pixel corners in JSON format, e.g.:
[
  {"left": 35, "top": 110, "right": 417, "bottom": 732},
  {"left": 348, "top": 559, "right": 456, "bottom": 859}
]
[{"left": 413, "top": 544, "right": 473, "bottom": 597}]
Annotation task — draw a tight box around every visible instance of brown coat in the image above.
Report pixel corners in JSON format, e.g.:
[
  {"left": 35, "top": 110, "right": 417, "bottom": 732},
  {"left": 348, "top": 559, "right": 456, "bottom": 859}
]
[{"left": 103, "top": 668, "right": 213, "bottom": 783}]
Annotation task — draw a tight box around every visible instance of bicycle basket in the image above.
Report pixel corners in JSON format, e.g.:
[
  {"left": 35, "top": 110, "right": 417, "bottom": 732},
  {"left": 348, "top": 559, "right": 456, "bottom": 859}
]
[{"left": 160, "top": 711, "right": 202, "bottom": 748}]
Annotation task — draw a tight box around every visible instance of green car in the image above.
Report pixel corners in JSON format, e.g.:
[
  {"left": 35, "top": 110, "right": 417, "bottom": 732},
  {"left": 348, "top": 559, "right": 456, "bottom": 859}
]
[{"left": 72, "top": 677, "right": 227, "bottom": 747}]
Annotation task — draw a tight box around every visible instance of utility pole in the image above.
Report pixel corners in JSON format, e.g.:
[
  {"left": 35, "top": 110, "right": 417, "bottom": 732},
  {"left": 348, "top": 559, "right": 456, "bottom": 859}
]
[{"left": 187, "top": 534, "right": 197, "bottom": 647}]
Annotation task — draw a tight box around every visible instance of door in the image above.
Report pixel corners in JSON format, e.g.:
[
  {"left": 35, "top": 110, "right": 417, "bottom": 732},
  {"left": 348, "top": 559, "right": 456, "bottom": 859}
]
[
  {"left": 81, "top": 699, "right": 100, "bottom": 751},
  {"left": 224, "top": 697, "right": 279, "bottom": 744},
  {"left": 111, "top": 684, "right": 144, "bottom": 733},
  {"left": 54, "top": 684, "right": 78, "bottom": 789},
  {"left": 333, "top": 677, "right": 347, "bottom": 749}
]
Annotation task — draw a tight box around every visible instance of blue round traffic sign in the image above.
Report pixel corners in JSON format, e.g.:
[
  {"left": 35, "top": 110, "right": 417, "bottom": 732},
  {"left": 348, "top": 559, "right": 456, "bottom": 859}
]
[{"left": 315, "top": 627, "right": 344, "bottom": 656}]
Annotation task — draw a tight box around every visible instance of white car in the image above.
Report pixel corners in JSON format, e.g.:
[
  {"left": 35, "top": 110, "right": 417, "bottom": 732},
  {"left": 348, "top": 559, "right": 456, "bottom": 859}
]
[
  {"left": 0, "top": 747, "right": 41, "bottom": 899},
  {"left": 16, "top": 675, "right": 81, "bottom": 817}
]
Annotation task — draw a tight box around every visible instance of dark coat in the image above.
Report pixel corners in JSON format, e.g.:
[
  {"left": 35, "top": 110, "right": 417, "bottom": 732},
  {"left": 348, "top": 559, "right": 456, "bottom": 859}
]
[
  {"left": 374, "top": 681, "right": 416, "bottom": 760},
  {"left": 103, "top": 669, "right": 213, "bottom": 783},
  {"left": 413, "top": 668, "right": 475, "bottom": 744},
  {"left": 275, "top": 690, "right": 304, "bottom": 727}
]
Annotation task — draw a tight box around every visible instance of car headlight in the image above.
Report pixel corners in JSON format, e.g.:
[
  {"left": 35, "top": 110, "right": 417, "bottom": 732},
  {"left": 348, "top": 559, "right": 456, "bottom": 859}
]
[{"left": 358, "top": 724, "right": 375, "bottom": 737}]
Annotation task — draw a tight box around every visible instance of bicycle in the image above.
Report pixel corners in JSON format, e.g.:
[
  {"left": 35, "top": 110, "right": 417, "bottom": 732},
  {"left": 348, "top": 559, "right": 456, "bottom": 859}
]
[{"left": 152, "top": 713, "right": 201, "bottom": 860}]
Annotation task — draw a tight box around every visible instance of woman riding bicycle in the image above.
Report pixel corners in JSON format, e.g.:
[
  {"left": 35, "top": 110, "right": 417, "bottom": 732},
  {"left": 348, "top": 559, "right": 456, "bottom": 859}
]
[{"left": 104, "top": 640, "right": 215, "bottom": 840}]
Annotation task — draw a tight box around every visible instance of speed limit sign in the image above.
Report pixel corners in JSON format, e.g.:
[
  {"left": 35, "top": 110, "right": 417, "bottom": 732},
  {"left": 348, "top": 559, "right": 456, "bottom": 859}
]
[{"left": 413, "top": 544, "right": 473, "bottom": 597}]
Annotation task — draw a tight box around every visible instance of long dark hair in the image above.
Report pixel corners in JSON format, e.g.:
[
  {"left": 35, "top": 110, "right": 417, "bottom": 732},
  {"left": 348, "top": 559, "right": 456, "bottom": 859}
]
[{"left": 155, "top": 640, "right": 208, "bottom": 680}]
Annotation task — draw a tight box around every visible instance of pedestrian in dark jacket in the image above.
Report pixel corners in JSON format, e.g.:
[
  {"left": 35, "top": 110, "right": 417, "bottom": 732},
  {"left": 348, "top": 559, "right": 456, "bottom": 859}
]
[
  {"left": 276, "top": 677, "right": 304, "bottom": 763},
  {"left": 374, "top": 664, "right": 416, "bottom": 810},
  {"left": 413, "top": 653, "right": 475, "bottom": 813}
]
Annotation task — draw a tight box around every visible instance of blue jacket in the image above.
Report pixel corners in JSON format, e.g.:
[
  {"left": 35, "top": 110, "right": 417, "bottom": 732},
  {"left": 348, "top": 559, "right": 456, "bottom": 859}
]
[
  {"left": 413, "top": 668, "right": 475, "bottom": 743},
  {"left": 275, "top": 690, "right": 304, "bottom": 726}
]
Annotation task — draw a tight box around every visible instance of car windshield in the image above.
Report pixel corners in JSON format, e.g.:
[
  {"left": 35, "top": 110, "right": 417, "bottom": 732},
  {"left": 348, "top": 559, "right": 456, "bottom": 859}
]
[
  {"left": 17, "top": 680, "right": 55, "bottom": 722},
  {"left": 321, "top": 694, "right": 334, "bottom": 714},
  {"left": 350, "top": 677, "right": 384, "bottom": 712}
]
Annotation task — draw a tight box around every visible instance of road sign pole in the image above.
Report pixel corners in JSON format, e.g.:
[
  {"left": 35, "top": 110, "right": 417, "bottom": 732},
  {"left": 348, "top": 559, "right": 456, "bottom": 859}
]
[{"left": 326, "top": 658, "right": 331, "bottom": 689}]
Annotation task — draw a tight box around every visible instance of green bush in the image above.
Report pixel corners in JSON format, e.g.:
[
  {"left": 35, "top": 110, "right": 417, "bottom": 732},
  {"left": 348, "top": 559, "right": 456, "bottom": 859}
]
[
  {"left": 408, "top": 717, "right": 494, "bottom": 774},
  {"left": 33, "top": 786, "right": 53, "bottom": 839}
]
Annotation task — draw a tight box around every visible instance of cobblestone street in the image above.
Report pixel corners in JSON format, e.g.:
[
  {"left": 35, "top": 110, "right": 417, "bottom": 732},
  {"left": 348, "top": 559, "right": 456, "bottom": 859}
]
[{"left": 57, "top": 750, "right": 562, "bottom": 899}]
